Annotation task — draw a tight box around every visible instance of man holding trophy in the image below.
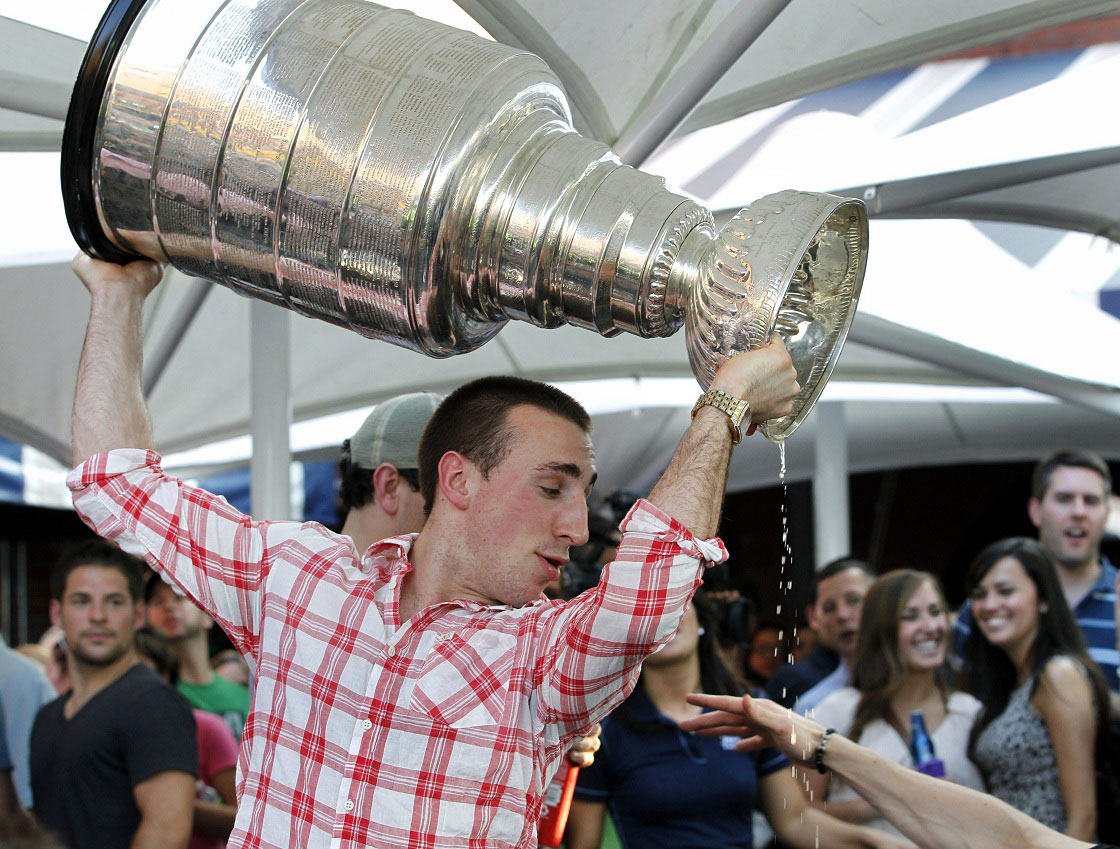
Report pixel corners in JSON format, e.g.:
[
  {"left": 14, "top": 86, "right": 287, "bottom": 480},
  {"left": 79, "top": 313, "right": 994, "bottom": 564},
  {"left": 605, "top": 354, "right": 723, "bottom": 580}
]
[{"left": 68, "top": 252, "right": 798, "bottom": 848}]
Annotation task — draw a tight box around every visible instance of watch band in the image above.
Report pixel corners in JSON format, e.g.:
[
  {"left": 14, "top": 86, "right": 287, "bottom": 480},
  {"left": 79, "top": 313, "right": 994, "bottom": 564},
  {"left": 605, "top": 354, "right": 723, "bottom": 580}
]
[{"left": 691, "top": 388, "right": 752, "bottom": 445}]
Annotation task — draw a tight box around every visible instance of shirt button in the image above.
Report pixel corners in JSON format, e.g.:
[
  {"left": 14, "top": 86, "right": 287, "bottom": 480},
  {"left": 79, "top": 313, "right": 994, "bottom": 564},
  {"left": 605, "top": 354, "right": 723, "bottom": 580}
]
[
  {"left": 361, "top": 719, "right": 372, "bottom": 730},
  {"left": 386, "top": 646, "right": 396, "bottom": 657},
  {"left": 343, "top": 799, "right": 355, "bottom": 812}
]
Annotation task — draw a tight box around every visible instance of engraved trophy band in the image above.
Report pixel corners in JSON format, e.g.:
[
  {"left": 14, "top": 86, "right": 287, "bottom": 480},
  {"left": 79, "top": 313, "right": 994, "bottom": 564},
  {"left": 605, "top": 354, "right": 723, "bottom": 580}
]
[{"left": 62, "top": 0, "right": 868, "bottom": 441}]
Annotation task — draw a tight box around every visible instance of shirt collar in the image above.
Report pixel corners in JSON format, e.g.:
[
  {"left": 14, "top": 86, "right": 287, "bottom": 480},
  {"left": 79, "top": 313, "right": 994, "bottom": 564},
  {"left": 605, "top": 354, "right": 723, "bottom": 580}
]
[
  {"left": 363, "top": 535, "right": 549, "bottom": 613},
  {"left": 365, "top": 534, "right": 417, "bottom": 577},
  {"left": 622, "top": 684, "right": 679, "bottom": 728}
]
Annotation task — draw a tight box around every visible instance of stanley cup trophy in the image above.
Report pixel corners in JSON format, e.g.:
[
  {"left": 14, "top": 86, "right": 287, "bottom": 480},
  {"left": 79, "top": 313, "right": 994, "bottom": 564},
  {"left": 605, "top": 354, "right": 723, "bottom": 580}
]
[{"left": 63, "top": 0, "right": 868, "bottom": 440}]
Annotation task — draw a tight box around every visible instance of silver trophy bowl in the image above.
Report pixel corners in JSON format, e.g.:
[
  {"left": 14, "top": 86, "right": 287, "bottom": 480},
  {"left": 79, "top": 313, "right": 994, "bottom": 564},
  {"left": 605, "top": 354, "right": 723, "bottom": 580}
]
[{"left": 63, "top": 0, "right": 867, "bottom": 441}]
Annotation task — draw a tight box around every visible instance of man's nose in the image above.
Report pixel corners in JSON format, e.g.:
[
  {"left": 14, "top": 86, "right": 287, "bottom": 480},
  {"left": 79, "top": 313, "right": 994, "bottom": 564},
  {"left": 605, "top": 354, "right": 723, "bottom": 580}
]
[{"left": 558, "top": 502, "right": 590, "bottom": 547}]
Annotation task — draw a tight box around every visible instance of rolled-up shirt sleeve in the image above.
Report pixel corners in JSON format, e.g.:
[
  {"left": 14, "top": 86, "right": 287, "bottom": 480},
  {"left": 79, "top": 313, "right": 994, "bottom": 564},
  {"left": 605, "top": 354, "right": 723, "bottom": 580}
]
[
  {"left": 68, "top": 449, "right": 306, "bottom": 661},
  {"left": 532, "top": 498, "right": 727, "bottom": 739}
]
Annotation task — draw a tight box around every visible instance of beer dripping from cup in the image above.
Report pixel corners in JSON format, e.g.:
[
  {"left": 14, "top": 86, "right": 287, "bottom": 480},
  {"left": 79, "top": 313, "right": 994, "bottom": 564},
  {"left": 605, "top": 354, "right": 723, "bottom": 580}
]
[{"left": 62, "top": 0, "right": 867, "bottom": 441}]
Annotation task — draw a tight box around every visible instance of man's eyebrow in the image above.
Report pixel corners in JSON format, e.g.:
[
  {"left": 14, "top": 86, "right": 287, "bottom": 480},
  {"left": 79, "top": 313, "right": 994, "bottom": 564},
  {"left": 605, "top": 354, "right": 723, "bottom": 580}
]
[
  {"left": 534, "top": 462, "right": 598, "bottom": 493},
  {"left": 535, "top": 462, "right": 585, "bottom": 479}
]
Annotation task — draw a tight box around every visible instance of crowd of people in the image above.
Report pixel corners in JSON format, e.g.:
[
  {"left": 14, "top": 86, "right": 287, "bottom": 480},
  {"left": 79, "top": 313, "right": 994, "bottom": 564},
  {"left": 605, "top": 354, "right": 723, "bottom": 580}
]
[
  {"left": 0, "top": 254, "right": 1115, "bottom": 849},
  {"left": 568, "top": 449, "right": 1117, "bottom": 848}
]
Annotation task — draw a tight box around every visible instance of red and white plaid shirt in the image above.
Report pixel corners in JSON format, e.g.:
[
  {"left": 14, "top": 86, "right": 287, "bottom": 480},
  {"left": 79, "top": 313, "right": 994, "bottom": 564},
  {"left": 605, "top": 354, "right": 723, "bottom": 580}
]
[{"left": 70, "top": 450, "right": 726, "bottom": 849}]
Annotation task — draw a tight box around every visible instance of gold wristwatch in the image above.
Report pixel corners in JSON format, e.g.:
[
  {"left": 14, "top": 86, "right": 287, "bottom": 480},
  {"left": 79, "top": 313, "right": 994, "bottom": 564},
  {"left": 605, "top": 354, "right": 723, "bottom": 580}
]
[{"left": 691, "top": 388, "right": 752, "bottom": 445}]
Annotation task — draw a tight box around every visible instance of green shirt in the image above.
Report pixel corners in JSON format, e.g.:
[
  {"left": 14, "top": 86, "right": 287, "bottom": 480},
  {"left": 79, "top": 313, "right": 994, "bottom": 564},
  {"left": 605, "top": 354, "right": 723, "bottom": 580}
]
[{"left": 178, "top": 675, "right": 249, "bottom": 741}]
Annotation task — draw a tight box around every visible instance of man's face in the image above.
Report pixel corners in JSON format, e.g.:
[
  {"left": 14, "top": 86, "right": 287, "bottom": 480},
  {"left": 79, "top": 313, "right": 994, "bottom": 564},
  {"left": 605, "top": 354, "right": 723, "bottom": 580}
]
[
  {"left": 807, "top": 567, "right": 871, "bottom": 660},
  {"left": 146, "top": 582, "right": 210, "bottom": 641},
  {"left": 50, "top": 564, "right": 141, "bottom": 669},
  {"left": 1028, "top": 466, "right": 1110, "bottom": 572},
  {"left": 457, "top": 405, "right": 595, "bottom": 607}
]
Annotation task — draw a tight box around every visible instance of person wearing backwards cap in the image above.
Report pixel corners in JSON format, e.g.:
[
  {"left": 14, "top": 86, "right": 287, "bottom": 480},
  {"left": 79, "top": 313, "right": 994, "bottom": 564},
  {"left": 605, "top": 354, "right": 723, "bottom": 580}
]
[{"left": 338, "top": 392, "right": 443, "bottom": 557}]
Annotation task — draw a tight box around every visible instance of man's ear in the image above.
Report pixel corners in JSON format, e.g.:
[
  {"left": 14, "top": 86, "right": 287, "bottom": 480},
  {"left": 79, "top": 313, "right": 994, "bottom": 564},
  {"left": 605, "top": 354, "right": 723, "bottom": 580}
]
[
  {"left": 1027, "top": 496, "right": 1043, "bottom": 530},
  {"left": 49, "top": 598, "right": 61, "bottom": 629},
  {"left": 372, "top": 464, "right": 405, "bottom": 515},
  {"left": 436, "top": 451, "right": 474, "bottom": 511}
]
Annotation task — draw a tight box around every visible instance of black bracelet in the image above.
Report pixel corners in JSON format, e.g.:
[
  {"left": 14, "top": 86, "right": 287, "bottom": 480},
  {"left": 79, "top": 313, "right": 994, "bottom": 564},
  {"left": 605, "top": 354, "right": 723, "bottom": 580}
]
[{"left": 814, "top": 728, "right": 837, "bottom": 774}]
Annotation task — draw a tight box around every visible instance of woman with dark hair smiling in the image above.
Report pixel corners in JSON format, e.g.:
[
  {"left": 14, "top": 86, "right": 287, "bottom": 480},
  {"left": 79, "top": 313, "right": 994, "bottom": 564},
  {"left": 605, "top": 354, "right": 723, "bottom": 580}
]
[
  {"left": 963, "top": 537, "right": 1107, "bottom": 840},
  {"left": 563, "top": 591, "right": 910, "bottom": 849},
  {"left": 805, "top": 570, "right": 983, "bottom": 837}
]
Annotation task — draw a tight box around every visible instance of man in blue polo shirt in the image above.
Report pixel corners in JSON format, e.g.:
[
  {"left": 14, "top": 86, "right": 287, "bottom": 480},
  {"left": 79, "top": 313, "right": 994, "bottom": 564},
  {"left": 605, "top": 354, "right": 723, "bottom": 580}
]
[{"left": 955, "top": 449, "right": 1116, "bottom": 708}]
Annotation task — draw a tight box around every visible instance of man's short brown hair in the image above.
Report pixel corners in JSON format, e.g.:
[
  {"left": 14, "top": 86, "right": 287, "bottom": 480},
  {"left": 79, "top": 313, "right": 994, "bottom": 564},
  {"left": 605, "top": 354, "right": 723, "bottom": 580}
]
[
  {"left": 417, "top": 376, "right": 591, "bottom": 515},
  {"left": 51, "top": 539, "right": 145, "bottom": 602},
  {"left": 1031, "top": 449, "right": 1112, "bottom": 500}
]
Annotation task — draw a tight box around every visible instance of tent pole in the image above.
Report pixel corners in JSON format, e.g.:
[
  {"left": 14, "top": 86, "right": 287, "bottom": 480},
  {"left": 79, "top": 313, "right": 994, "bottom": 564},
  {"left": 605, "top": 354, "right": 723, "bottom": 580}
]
[
  {"left": 614, "top": 0, "right": 792, "bottom": 167},
  {"left": 0, "top": 18, "right": 84, "bottom": 121},
  {"left": 813, "top": 401, "right": 850, "bottom": 569},
  {"left": 250, "top": 300, "right": 292, "bottom": 520}
]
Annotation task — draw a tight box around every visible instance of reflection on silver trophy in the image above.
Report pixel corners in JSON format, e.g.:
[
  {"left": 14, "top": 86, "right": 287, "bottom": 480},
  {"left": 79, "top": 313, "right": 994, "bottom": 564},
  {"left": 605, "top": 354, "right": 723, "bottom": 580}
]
[{"left": 63, "top": 0, "right": 868, "bottom": 440}]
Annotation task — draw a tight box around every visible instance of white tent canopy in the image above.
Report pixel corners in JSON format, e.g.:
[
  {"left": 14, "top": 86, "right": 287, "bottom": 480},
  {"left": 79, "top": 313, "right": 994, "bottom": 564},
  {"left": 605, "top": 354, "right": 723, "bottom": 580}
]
[{"left": 455, "top": 0, "right": 1120, "bottom": 148}]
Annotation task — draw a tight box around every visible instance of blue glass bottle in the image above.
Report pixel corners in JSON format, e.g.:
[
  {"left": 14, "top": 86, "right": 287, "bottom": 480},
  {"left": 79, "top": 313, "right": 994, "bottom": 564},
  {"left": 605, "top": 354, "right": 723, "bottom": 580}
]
[{"left": 909, "top": 710, "right": 946, "bottom": 777}]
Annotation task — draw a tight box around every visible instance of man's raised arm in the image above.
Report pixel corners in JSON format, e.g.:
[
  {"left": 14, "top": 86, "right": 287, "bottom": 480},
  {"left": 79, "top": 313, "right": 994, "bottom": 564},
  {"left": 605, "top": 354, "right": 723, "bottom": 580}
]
[
  {"left": 67, "top": 255, "right": 272, "bottom": 654},
  {"left": 533, "top": 341, "right": 799, "bottom": 737},
  {"left": 646, "top": 339, "right": 799, "bottom": 538},
  {"left": 71, "top": 254, "right": 163, "bottom": 465}
]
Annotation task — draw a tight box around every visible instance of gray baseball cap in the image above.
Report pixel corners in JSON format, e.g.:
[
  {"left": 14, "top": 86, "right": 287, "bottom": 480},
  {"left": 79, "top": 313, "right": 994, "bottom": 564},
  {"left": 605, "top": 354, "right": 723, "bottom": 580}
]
[{"left": 347, "top": 392, "right": 443, "bottom": 470}]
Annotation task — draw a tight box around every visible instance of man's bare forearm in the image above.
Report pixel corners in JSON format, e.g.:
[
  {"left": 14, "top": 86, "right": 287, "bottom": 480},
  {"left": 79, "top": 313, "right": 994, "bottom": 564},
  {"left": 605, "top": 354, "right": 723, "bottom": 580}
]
[
  {"left": 73, "top": 290, "right": 152, "bottom": 464},
  {"left": 645, "top": 408, "right": 732, "bottom": 539},
  {"left": 71, "top": 256, "right": 162, "bottom": 465}
]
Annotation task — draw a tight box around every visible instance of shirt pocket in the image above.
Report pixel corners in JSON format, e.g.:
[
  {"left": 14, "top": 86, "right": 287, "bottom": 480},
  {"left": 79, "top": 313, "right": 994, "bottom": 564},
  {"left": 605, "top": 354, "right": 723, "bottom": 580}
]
[{"left": 410, "top": 629, "right": 517, "bottom": 729}]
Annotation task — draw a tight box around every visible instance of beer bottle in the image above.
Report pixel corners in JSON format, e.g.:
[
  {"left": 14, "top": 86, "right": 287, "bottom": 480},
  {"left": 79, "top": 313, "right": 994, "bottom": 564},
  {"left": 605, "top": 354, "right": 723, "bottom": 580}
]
[{"left": 909, "top": 710, "right": 946, "bottom": 778}]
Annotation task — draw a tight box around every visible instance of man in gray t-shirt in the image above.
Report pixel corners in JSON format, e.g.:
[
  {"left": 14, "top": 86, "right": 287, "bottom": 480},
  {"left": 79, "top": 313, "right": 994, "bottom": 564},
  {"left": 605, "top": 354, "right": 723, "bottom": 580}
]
[{"left": 0, "top": 635, "right": 55, "bottom": 807}]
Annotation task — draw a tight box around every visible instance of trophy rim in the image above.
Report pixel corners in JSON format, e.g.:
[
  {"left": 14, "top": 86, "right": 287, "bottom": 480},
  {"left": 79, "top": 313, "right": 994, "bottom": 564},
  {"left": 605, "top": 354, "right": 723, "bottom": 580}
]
[
  {"left": 761, "top": 195, "right": 869, "bottom": 441},
  {"left": 60, "top": 0, "right": 149, "bottom": 264}
]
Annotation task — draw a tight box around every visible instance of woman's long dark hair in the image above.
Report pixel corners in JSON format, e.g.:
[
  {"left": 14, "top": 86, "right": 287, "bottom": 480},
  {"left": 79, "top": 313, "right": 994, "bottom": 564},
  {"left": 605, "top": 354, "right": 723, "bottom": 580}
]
[
  {"left": 962, "top": 537, "right": 1109, "bottom": 766},
  {"left": 617, "top": 590, "right": 742, "bottom": 734},
  {"left": 848, "top": 570, "right": 953, "bottom": 743}
]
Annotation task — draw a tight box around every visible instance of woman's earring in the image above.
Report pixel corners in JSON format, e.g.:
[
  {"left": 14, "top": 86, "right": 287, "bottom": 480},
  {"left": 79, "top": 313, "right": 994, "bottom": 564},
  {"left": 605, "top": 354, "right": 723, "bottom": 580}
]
[{"left": 697, "top": 626, "right": 706, "bottom": 636}]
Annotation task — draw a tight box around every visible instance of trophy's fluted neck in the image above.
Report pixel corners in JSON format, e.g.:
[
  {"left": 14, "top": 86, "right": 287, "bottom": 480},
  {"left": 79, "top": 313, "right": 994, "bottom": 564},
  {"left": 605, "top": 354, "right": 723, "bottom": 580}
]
[{"left": 461, "top": 121, "right": 714, "bottom": 339}]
